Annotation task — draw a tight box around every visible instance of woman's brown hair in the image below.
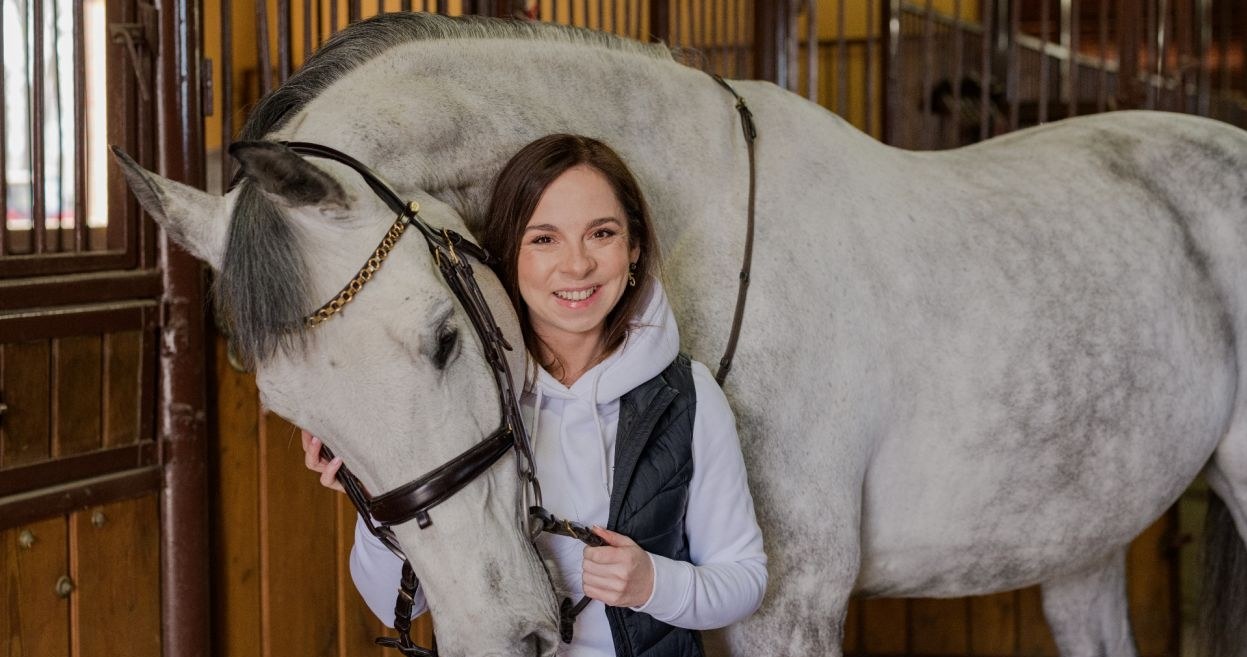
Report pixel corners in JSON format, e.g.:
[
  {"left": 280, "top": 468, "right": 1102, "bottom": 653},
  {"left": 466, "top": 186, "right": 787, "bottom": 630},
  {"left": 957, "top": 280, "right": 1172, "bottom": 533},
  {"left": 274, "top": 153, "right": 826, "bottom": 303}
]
[{"left": 482, "top": 134, "right": 660, "bottom": 378}]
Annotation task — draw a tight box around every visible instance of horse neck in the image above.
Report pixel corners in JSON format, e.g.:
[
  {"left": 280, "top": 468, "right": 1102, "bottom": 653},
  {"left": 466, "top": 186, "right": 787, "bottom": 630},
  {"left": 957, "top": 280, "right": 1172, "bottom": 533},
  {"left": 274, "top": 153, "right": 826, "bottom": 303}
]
[{"left": 299, "top": 39, "right": 745, "bottom": 243}]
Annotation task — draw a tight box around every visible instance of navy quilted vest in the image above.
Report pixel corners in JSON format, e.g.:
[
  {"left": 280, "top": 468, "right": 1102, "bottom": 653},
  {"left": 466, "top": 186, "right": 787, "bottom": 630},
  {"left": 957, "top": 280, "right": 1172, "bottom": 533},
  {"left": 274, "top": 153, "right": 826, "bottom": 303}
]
[{"left": 604, "top": 354, "right": 703, "bottom": 657}]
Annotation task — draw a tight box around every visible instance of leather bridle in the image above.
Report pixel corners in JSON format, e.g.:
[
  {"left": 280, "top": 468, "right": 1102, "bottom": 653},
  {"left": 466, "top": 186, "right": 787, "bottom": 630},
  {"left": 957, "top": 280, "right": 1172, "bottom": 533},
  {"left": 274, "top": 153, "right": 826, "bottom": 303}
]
[{"left": 244, "top": 75, "right": 757, "bottom": 657}]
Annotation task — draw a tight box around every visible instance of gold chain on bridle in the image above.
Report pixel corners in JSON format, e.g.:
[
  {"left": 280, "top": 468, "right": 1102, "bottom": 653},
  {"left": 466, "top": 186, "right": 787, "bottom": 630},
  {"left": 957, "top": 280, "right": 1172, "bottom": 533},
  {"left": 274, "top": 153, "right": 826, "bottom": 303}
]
[{"left": 304, "top": 201, "right": 420, "bottom": 328}]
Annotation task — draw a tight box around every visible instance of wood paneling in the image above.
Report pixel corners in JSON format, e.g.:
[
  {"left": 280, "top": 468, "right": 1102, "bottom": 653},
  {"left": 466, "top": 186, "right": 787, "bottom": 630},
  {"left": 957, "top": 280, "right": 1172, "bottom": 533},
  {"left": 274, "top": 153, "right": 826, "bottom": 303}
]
[
  {"left": 860, "top": 597, "right": 907, "bottom": 654},
  {"left": 910, "top": 597, "right": 968, "bottom": 655},
  {"left": 103, "top": 330, "right": 142, "bottom": 447},
  {"left": 53, "top": 335, "right": 103, "bottom": 457},
  {"left": 1, "top": 340, "right": 52, "bottom": 469},
  {"left": 969, "top": 591, "right": 1017, "bottom": 655},
  {"left": 72, "top": 496, "right": 161, "bottom": 657},
  {"left": 212, "top": 336, "right": 434, "bottom": 657},
  {"left": 260, "top": 410, "right": 340, "bottom": 657},
  {"left": 213, "top": 338, "right": 262, "bottom": 657},
  {"left": 1129, "top": 514, "right": 1177, "bottom": 655},
  {"left": 0, "top": 517, "right": 70, "bottom": 657}
]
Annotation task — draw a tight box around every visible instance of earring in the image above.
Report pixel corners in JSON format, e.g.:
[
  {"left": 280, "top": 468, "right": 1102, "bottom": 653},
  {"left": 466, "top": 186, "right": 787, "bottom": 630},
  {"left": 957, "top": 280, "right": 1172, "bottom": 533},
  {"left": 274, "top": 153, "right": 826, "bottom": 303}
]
[{"left": 628, "top": 262, "right": 637, "bottom": 287}]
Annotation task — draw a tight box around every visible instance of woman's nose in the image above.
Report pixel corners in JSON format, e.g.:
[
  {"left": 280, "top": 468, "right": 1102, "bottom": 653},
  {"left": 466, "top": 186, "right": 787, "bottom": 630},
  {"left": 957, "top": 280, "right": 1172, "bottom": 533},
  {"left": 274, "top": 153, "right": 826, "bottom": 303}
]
[{"left": 559, "top": 245, "right": 594, "bottom": 277}]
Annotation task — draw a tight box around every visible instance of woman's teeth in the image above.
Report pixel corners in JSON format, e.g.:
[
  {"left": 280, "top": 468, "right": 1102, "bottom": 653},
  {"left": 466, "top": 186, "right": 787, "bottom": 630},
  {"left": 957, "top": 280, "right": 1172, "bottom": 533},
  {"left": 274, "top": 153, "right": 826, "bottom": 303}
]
[{"left": 554, "top": 286, "right": 598, "bottom": 302}]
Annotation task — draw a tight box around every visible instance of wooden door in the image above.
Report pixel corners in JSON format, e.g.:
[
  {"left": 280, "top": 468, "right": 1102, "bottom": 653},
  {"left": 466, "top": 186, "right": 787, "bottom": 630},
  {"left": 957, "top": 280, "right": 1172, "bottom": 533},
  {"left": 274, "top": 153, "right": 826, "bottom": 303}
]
[{"left": 0, "top": 0, "right": 209, "bottom": 650}]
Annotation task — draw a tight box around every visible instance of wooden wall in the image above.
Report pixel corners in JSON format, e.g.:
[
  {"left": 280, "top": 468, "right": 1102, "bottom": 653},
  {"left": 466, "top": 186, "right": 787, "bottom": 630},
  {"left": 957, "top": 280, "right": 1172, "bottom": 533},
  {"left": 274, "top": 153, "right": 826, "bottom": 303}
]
[
  {"left": 211, "top": 335, "right": 434, "bottom": 655},
  {"left": 842, "top": 513, "right": 1179, "bottom": 656}
]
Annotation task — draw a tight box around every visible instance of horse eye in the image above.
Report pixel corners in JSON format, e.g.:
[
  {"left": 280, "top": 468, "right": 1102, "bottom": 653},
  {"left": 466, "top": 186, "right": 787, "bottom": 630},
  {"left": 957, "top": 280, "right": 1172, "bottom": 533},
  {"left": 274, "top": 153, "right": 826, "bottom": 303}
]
[{"left": 433, "top": 327, "right": 459, "bottom": 370}]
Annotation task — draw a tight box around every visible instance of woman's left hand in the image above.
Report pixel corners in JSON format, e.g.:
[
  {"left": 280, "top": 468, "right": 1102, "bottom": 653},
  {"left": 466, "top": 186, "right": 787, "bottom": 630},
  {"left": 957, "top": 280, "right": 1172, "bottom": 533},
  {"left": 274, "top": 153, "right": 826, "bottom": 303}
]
[{"left": 581, "top": 526, "right": 655, "bottom": 608}]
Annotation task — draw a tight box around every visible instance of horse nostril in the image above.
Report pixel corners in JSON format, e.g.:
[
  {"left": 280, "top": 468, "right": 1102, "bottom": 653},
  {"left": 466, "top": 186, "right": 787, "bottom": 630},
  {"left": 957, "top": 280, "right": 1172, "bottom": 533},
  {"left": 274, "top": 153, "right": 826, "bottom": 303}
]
[{"left": 524, "top": 630, "right": 557, "bottom": 657}]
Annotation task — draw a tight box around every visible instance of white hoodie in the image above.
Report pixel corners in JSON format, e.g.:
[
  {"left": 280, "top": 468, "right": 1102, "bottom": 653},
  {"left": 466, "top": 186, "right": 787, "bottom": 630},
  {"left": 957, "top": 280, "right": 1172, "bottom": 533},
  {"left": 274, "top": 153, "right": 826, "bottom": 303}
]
[{"left": 349, "top": 281, "right": 767, "bottom": 656}]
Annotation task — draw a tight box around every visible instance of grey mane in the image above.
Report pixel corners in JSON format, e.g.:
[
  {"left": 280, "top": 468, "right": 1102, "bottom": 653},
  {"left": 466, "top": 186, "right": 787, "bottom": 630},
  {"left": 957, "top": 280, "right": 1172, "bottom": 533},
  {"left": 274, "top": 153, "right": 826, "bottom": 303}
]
[{"left": 219, "top": 12, "right": 676, "bottom": 365}]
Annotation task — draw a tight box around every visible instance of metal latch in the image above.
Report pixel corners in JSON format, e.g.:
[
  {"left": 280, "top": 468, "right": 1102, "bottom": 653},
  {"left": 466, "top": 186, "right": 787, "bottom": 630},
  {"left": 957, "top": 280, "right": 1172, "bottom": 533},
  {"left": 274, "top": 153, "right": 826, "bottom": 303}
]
[{"left": 109, "top": 1, "right": 158, "bottom": 101}]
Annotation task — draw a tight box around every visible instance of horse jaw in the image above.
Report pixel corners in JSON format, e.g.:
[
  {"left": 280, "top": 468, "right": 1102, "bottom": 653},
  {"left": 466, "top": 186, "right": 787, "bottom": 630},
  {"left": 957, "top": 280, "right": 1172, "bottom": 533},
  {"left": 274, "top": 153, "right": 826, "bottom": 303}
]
[{"left": 111, "top": 147, "right": 228, "bottom": 269}]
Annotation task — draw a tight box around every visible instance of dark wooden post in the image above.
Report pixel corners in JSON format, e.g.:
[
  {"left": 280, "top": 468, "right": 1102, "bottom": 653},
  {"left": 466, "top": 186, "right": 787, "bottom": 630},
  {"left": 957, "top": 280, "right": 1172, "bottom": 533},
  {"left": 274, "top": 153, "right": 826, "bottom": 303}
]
[
  {"left": 1116, "top": 0, "right": 1142, "bottom": 109},
  {"left": 754, "top": 0, "right": 796, "bottom": 86},
  {"left": 156, "top": 0, "right": 210, "bottom": 653}
]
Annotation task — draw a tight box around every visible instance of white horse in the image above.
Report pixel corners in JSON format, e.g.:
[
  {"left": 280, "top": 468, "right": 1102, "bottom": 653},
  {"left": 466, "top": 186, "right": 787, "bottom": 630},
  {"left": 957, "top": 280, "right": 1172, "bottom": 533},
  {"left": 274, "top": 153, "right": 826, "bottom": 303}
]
[{"left": 115, "top": 13, "right": 1247, "bottom": 657}]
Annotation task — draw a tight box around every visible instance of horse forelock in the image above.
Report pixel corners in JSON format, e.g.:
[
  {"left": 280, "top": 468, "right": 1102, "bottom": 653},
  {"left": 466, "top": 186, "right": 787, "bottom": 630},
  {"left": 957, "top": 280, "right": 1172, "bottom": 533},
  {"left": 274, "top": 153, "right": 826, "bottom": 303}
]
[{"left": 216, "top": 181, "right": 313, "bottom": 366}]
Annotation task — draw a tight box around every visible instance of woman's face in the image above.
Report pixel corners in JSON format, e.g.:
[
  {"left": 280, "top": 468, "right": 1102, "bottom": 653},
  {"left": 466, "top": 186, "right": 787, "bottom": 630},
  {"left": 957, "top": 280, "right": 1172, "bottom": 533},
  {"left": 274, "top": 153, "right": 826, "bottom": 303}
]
[{"left": 517, "top": 164, "right": 639, "bottom": 352}]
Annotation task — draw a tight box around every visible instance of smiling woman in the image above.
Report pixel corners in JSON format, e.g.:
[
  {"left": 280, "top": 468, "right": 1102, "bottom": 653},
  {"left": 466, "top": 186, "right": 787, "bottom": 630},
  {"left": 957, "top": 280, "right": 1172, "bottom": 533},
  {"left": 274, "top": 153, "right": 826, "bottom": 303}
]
[{"left": 305, "top": 133, "right": 768, "bottom": 657}]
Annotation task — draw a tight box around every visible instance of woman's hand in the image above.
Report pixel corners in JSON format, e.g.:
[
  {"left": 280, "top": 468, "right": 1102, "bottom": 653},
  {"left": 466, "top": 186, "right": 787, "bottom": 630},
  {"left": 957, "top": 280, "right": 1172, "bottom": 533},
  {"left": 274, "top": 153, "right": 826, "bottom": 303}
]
[
  {"left": 300, "top": 430, "right": 345, "bottom": 492},
  {"left": 581, "top": 526, "right": 654, "bottom": 608}
]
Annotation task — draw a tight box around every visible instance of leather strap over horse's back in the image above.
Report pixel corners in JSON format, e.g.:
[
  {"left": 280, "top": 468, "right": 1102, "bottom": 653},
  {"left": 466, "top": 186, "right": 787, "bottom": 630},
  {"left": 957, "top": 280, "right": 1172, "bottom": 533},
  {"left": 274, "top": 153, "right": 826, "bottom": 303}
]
[{"left": 710, "top": 75, "right": 758, "bottom": 386}]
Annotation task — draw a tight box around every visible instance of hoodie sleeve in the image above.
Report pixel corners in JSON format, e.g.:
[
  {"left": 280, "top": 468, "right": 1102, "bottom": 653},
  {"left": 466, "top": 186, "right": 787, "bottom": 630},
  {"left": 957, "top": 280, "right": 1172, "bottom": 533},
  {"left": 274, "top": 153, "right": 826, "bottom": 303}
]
[
  {"left": 629, "top": 360, "right": 768, "bottom": 629},
  {"left": 349, "top": 515, "right": 429, "bottom": 626}
]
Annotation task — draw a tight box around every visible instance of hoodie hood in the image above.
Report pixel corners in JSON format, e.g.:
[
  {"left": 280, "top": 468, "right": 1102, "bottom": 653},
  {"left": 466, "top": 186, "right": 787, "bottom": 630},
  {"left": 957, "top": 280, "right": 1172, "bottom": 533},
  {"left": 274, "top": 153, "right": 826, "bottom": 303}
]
[{"left": 529, "top": 278, "right": 680, "bottom": 404}]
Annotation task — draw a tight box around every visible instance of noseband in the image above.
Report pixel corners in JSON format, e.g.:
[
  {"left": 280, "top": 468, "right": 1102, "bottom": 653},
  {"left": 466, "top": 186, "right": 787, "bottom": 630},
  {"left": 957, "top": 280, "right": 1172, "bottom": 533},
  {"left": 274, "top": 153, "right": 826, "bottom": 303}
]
[{"left": 252, "top": 75, "right": 757, "bottom": 657}]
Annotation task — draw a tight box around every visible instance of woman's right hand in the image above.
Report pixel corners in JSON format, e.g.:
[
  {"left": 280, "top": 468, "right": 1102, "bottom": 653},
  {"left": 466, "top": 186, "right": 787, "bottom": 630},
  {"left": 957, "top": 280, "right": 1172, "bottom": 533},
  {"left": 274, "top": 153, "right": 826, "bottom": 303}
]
[{"left": 301, "top": 430, "right": 345, "bottom": 493}]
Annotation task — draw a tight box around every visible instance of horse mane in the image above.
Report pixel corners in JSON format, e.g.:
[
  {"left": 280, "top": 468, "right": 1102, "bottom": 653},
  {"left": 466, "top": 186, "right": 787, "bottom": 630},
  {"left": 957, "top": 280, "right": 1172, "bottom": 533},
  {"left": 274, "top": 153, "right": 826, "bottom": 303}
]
[{"left": 220, "top": 13, "right": 676, "bottom": 366}]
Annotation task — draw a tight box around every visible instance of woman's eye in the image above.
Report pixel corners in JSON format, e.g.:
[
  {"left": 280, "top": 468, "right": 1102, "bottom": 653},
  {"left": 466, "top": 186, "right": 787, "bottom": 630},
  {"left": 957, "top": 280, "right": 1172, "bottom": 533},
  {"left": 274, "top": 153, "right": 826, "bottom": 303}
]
[
  {"left": 530, "top": 235, "right": 554, "bottom": 245},
  {"left": 592, "top": 229, "right": 617, "bottom": 239}
]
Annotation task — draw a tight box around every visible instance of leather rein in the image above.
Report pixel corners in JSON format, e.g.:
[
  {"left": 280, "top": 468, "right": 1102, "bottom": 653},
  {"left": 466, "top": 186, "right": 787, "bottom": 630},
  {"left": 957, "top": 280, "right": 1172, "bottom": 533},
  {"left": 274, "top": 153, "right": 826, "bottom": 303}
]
[{"left": 258, "top": 75, "right": 757, "bottom": 656}]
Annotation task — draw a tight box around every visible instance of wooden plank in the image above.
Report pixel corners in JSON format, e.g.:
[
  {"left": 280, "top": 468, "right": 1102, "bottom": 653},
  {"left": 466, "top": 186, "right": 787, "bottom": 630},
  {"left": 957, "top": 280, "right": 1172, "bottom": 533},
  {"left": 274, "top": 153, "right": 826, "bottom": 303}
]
[
  {"left": 910, "top": 597, "right": 969, "bottom": 655},
  {"left": 1128, "top": 511, "right": 1177, "bottom": 656},
  {"left": 212, "top": 336, "right": 261, "bottom": 657},
  {"left": 0, "top": 443, "right": 156, "bottom": 498},
  {"left": 261, "top": 410, "right": 339, "bottom": 657},
  {"left": 841, "top": 596, "right": 861, "bottom": 654},
  {"left": 338, "top": 493, "right": 387, "bottom": 656},
  {"left": 1017, "top": 585, "right": 1059, "bottom": 656},
  {"left": 860, "top": 597, "right": 908, "bottom": 655},
  {"left": 102, "top": 331, "right": 141, "bottom": 447},
  {"left": 2, "top": 340, "right": 52, "bottom": 468},
  {"left": 0, "top": 467, "right": 162, "bottom": 532},
  {"left": 969, "top": 591, "right": 1018, "bottom": 656},
  {"left": 72, "top": 495, "right": 161, "bottom": 657},
  {"left": 53, "top": 335, "right": 102, "bottom": 457},
  {"left": 0, "top": 517, "right": 70, "bottom": 657}
]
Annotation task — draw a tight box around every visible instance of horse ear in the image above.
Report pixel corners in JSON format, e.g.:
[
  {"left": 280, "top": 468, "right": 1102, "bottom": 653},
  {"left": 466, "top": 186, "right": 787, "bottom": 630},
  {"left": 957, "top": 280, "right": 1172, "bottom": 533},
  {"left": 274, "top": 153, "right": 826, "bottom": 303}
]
[
  {"left": 228, "top": 141, "right": 348, "bottom": 211},
  {"left": 111, "top": 146, "right": 228, "bottom": 270}
]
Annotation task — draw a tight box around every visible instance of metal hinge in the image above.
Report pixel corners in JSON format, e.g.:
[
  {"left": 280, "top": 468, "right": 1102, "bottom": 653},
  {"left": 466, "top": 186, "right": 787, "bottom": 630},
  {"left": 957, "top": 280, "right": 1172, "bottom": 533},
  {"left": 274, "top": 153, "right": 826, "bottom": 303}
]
[{"left": 109, "top": 1, "right": 159, "bottom": 101}]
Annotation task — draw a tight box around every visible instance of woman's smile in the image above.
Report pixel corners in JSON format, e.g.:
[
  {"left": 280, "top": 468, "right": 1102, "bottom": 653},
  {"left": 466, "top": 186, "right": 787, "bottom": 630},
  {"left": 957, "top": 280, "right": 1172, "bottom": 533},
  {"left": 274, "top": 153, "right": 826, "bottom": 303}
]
[{"left": 553, "top": 285, "right": 601, "bottom": 306}]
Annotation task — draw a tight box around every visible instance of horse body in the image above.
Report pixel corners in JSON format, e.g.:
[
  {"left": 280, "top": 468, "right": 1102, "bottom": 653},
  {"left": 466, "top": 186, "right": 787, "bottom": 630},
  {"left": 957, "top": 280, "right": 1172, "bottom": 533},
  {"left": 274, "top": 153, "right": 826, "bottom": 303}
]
[{"left": 116, "top": 14, "right": 1247, "bottom": 657}]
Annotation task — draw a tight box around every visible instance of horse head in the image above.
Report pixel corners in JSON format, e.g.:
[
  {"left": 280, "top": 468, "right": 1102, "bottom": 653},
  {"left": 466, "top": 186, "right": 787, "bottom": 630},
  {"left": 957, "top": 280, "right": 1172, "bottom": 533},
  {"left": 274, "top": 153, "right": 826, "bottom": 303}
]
[{"left": 113, "top": 141, "right": 561, "bottom": 657}]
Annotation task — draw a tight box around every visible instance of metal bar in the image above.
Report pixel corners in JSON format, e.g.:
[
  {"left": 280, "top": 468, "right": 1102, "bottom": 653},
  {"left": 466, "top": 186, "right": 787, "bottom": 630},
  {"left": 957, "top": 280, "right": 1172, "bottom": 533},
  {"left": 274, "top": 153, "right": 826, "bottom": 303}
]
[
  {"left": 1009, "top": 0, "right": 1020, "bottom": 130},
  {"left": 650, "top": 0, "right": 669, "bottom": 41},
  {"left": 837, "top": 0, "right": 847, "bottom": 114},
  {"left": 303, "top": 0, "right": 312, "bottom": 67},
  {"left": 633, "top": 0, "right": 641, "bottom": 39},
  {"left": 865, "top": 0, "right": 875, "bottom": 136},
  {"left": 1117, "top": 0, "right": 1141, "bottom": 109},
  {"left": 1217, "top": 0, "right": 1229, "bottom": 96},
  {"left": 1147, "top": 0, "right": 1157, "bottom": 107},
  {"left": 1069, "top": 0, "right": 1080, "bottom": 116},
  {"left": 1177, "top": 0, "right": 1190, "bottom": 112},
  {"left": 1097, "top": 0, "right": 1107, "bottom": 112},
  {"left": 952, "top": 0, "right": 963, "bottom": 141},
  {"left": 401, "top": 0, "right": 411, "bottom": 12},
  {"left": 922, "top": 0, "right": 934, "bottom": 148},
  {"left": 73, "top": 0, "right": 85, "bottom": 251},
  {"left": 805, "top": 0, "right": 816, "bottom": 101},
  {"left": 1153, "top": 0, "right": 1164, "bottom": 109},
  {"left": 1197, "top": 0, "right": 1210, "bottom": 117},
  {"left": 980, "top": 0, "right": 991, "bottom": 140},
  {"left": 883, "top": 0, "right": 898, "bottom": 144},
  {"left": 279, "top": 0, "right": 291, "bottom": 82},
  {"left": 330, "top": 0, "right": 338, "bottom": 35},
  {"left": 49, "top": 0, "right": 64, "bottom": 253},
  {"left": 222, "top": 0, "right": 233, "bottom": 182},
  {"left": 1039, "top": 0, "right": 1049, "bottom": 123},
  {"left": 33, "top": 0, "right": 47, "bottom": 254},
  {"left": 350, "top": 0, "right": 362, "bottom": 24},
  {"left": 0, "top": 0, "right": 7, "bottom": 255},
  {"left": 256, "top": 0, "right": 274, "bottom": 95},
  {"left": 157, "top": 0, "right": 209, "bottom": 647}
]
